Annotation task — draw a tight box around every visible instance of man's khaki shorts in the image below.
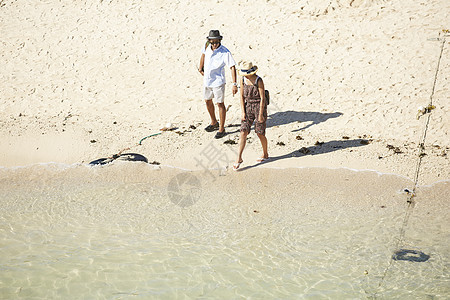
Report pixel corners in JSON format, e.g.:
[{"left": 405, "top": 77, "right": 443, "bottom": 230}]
[{"left": 204, "top": 84, "right": 225, "bottom": 103}]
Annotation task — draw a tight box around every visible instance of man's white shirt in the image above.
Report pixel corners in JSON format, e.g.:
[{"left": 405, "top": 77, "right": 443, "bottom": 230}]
[{"left": 202, "top": 44, "right": 236, "bottom": 88}]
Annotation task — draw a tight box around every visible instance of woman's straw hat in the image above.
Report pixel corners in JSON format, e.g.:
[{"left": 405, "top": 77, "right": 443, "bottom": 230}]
[{"left": 239, "top": 61, "right": 258, "bottom": 76}]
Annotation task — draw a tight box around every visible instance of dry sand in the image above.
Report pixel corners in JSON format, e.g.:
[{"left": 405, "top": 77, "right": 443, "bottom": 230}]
[{"left": 1, "top": 0, "right": 449, "bottom": 186}]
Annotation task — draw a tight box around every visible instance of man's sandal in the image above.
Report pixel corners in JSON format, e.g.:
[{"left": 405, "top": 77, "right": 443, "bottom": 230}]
[{"left": 205, "top": 123, "right": 219, "bottom": 132}]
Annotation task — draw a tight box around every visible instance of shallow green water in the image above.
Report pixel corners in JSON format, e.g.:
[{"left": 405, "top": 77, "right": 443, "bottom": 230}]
[{"left": 0, "top": 163, "right": 449, "bottom": 299}]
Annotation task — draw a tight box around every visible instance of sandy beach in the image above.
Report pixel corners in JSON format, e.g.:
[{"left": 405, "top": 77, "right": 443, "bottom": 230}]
[
  {"left": 1, "top": 0, "right": 449, "bottom": 186},
  {"left": 0, "top": 1, "right": 449, "bottom": 297}
]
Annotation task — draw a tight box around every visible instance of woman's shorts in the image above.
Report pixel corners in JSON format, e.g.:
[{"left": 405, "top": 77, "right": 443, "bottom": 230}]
[
  {"left": 240, "top": 101, "right": 267, "bottom": 135},
  {"left": 204, "top": 84, "right": 225, "bottom": 103}
]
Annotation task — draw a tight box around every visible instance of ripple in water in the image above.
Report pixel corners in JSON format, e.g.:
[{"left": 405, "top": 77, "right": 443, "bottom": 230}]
[{"left": 0, "top": 164, "right": 448, "bottom": 298}]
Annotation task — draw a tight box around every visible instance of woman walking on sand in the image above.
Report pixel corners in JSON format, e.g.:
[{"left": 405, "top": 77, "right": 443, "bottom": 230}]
[{"left": 233, "top": 62, "right": 268, "bottom": 171}]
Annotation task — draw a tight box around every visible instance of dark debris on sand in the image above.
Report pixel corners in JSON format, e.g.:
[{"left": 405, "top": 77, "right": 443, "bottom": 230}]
[
  {"left": 224, "top": 139, "right": 237, "bottom": 145},
  {"left": 299, "top": 147, "right": 310, "bottom": 154},
  {"left": 387, "top": 144, "right": 403, "bottom": 154},
  {"left": 360, "top": 140, "right": 370, "bottom": 145}
]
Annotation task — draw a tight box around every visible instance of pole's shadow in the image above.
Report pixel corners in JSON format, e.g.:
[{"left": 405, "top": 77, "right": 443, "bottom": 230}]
[{"left": 237, "top": 139, "right": 369, "bottom": 172}]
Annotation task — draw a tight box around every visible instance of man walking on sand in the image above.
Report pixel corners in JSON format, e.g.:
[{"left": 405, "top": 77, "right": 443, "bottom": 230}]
[{"left": 198, "top": 30, "right": 238, "bottom": 139}]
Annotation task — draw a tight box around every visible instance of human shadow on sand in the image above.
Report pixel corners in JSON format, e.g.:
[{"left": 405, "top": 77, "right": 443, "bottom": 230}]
[
  {"left": 237, "top": 138, "right": 369, "bottom": 172},
  {"left": 226, "top": 110, "right": 343, "bottom": 134},
  {"left": 267, "top": 110, "right": 343, "bottom": 131}
]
